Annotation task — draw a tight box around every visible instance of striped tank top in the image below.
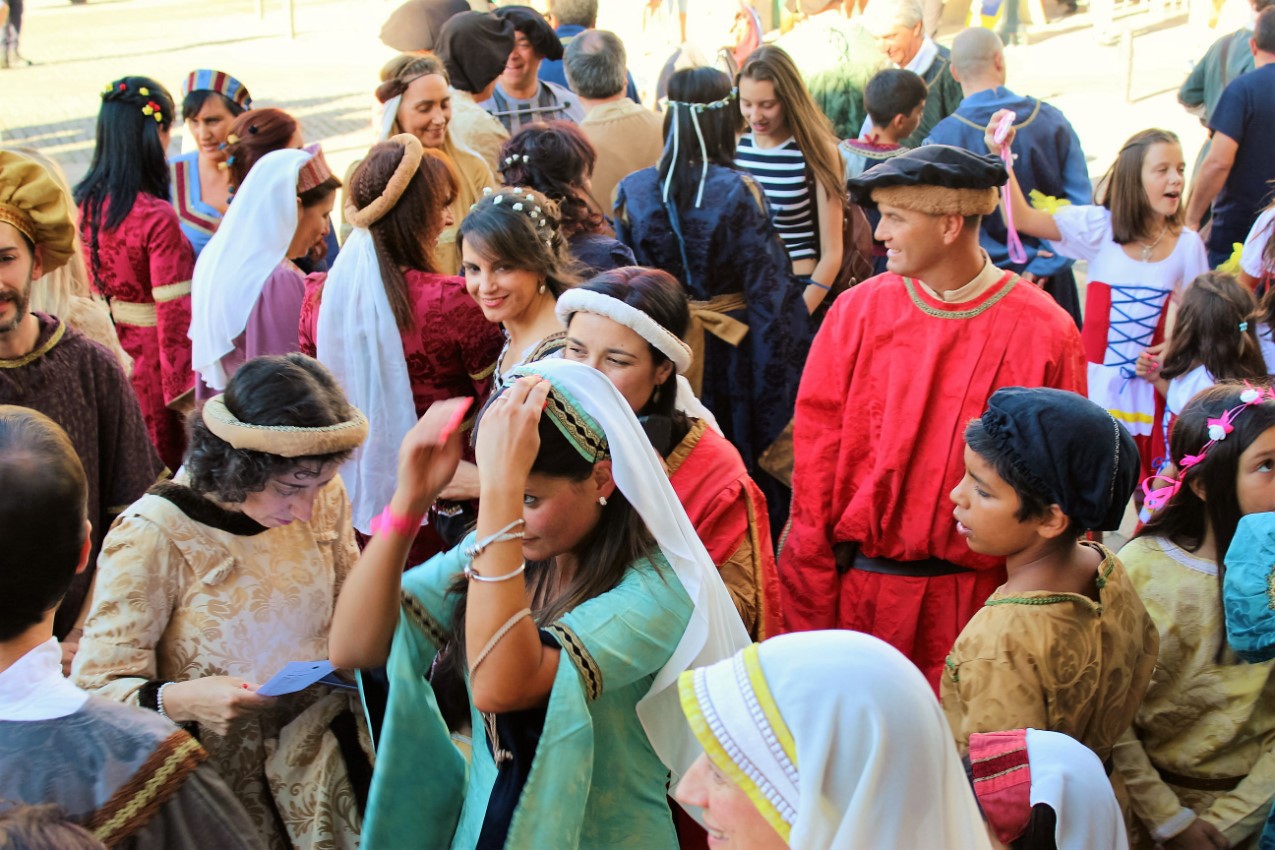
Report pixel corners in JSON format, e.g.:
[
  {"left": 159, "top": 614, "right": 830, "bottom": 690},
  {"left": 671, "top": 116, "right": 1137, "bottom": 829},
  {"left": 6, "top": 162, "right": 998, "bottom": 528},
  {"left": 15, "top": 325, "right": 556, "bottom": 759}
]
[{"left": 734, "top": 134, "right": 818, "bottom": 262}]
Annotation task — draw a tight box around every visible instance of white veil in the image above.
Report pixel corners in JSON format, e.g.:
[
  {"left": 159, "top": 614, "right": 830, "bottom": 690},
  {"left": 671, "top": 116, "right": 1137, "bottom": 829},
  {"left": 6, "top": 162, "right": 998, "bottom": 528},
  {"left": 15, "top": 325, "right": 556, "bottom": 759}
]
[
  {"left": 517, "top": 359, "right": 751, "bottom": 779},
  {"left": 316, "top": 227, "right": 416, "bottom": 534},
  {"left": 189, "top": 147, "right": 311, "bottom": 391}
]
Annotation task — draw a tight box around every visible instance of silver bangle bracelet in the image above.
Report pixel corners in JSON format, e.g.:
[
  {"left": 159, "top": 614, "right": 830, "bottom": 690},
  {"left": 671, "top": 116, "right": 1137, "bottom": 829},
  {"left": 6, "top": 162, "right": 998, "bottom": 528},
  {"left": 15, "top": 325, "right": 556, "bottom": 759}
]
[
  {"left": 463, "top": 518, "right": 527, "bottom": 561},
  {"left": 464, "top": 561, "right": 528, "bottom": 583},
  {"left": 156, "top": 681, "right": 175, "bottom": 720}
]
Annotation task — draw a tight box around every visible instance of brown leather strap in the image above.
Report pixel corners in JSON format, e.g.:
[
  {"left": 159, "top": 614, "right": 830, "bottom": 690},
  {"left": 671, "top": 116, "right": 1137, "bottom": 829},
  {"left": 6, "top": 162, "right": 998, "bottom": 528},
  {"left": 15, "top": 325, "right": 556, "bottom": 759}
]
[{"left": 1156, "top": 766, "right": 1244, "bottom": 792}]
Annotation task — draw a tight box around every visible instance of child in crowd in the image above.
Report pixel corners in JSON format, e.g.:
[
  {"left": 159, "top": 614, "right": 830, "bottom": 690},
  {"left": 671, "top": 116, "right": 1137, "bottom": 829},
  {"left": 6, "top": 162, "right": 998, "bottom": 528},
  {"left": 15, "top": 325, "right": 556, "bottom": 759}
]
[
  {"left": 987, "top": 116, "right": 1209, "bottom": 481},
  {"left": 842, "top": 68, "right": 927, "bottom": 276},
  {"left": 943, "top": 386, "right": 1157, "bottom": 764},
  {"left": 840, "top": 68, "right": 927, "bottom": 182},
  {"left": 1137, "top": 271, "right": 1268, "bottom": 435},
  {"left": 1114, "top": 383, "right": 1275, "bottom": 850}
]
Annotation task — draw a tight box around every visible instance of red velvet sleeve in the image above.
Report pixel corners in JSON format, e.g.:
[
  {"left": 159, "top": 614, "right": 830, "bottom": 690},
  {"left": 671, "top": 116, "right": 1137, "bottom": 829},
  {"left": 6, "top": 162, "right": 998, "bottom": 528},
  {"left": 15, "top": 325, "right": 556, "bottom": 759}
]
[
  {"left": 144, "top": 203, "right": 196, "bottom": 406},
  {"left": 444, "top": 280, "right": 503, "bottom": 399},
  {"left": 778, "top": 293, "right": 861, "bottom": 631}
]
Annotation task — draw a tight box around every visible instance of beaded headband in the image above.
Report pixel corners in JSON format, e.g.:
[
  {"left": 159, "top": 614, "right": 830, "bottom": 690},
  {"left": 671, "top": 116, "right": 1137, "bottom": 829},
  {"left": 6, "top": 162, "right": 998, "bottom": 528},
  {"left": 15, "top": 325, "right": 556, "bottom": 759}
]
[
  {"left": 507, "top": 363, "right": 610, "bottom": 462},
  {"left": 1142, "top": 383, "right": 1275, "bottom": 512},
  {"left": 555, "top": 288, "right": 694, "bottom": 374},
  {"left": 297, "top": 143, "right": 335, "bottom": 195},
  {"left": 201, "top": 395, "right": 369, "bottom": 458},
  {"left": 661, "top": 88, "right": 738, "bottom": 208},
  {"left": 181, "top": 69, "right": 253, "bottom": 111},
  {"left": 344, "top": 134, "right": 424, "bottom": 229},
  {"left": 474, "top": 186, "right": 557, "bottom": 248},
  {"left": 101, "top": 80, "right": 166, "bottom": 124}
]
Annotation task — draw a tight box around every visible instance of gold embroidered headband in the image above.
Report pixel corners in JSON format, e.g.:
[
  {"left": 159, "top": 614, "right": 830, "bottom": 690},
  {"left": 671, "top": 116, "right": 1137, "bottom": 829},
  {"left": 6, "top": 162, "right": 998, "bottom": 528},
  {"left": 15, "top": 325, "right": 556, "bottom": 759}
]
[
  {"left": 202, "top": 395, "right": 369, "bottom": 457},
  {"left": 344, "top": 133, "right": 423, "bottom": 229}
]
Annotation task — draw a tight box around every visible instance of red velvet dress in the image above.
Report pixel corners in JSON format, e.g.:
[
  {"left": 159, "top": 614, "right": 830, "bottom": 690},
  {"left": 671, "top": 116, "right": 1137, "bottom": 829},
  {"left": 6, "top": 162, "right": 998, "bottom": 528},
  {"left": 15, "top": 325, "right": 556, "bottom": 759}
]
[
  {"left": 300, "top": 269, "right": 504, "bottom": 563},
  {"left": 79, "top": 193, "right": 196, "bottom": 471},
  {"left": 780, "top": 270, "right": 1087, "bottom": 690}
]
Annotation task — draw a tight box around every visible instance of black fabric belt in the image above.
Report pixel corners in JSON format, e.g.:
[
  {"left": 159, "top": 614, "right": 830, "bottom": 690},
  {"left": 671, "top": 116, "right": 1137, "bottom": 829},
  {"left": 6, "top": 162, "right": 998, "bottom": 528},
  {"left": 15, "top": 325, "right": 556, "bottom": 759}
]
[
  {"left": 833, "top": 542, "right": 972, "bottom": 577},
  {"left": 1156, "top": 765, "right": 1244, "bottom": 793}
]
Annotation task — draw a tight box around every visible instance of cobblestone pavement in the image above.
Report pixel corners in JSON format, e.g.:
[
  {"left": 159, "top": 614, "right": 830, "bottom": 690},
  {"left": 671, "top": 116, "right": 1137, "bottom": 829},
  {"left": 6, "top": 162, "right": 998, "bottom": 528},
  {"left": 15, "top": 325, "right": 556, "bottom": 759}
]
[{"left": 0, "top": 0, "right": 1240, "bottom": 186}]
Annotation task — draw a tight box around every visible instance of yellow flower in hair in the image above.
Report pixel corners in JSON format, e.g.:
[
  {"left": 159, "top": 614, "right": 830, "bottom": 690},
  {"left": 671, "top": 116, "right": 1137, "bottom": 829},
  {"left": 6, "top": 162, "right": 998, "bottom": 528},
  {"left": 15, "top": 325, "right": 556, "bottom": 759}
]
[
  {"left": 1217, "top": 243, "right": 1244, "bottom": 274},
  {"left": 143, "top": 105, "right": 154, "bottom": 116},
  {"left": 139, "top": 87, "right": 150, "bottom": 96},
  {"left": 154, "top": 113, "right": 163, "bottom": 123}
]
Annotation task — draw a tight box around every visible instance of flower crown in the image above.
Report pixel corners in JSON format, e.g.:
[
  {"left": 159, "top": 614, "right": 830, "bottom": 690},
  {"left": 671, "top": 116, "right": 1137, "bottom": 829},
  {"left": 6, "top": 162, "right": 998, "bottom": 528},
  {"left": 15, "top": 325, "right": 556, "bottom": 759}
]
[
  {"left": 475, "top": 186, "right": 556, "bottom": 247},
  {"left": 1142, "top": 383, "right": 1275, "bottom": 512},
  {"left": 664, "top": 87, "right": 738, "bottom": 113},
  {"left": 101, "top": 80, "right": 166, "bottom": 124}
]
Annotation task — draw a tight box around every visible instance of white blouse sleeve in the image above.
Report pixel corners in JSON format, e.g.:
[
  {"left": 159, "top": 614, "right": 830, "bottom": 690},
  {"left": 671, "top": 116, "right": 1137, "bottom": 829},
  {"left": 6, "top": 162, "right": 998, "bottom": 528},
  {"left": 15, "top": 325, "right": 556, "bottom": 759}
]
[
  {"left": 1047, "top": 205, "right": 1112, "bottom": 263},
  {"left": 1242, "top": 208, "right": 1275, "bottom": 278},
  {"left": 1176, "top": 230, "right": 1210, "bottom": 296}
]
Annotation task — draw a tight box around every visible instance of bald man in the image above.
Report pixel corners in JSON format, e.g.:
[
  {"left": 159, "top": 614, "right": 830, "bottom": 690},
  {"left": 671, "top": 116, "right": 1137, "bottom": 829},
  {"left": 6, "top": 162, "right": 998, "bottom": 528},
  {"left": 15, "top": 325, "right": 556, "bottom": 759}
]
[{"left": 924, "top": 27, "right": 1090, "bottom": 324}]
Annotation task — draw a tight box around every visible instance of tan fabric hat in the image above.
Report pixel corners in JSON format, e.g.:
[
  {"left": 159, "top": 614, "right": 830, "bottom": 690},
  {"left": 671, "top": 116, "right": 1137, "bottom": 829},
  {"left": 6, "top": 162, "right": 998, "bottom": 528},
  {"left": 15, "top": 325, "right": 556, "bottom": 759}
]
[{"left": 0, "top": 151, "right": 77, "bottom": 274}]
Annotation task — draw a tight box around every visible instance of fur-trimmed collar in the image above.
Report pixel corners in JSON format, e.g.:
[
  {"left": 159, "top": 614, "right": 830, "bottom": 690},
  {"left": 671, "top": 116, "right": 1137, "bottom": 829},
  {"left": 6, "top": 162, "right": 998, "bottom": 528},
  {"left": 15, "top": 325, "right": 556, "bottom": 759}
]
[{"left": 148, "top": 481, "right": 268, "bottom": 536}]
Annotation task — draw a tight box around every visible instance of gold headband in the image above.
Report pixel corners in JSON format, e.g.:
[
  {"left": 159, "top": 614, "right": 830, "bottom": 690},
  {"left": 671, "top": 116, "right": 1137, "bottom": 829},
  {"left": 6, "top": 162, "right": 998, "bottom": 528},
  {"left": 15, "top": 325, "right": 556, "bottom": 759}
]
[
  {"left": 344, "top": 134, "right": 423, "bottom": 229},
  {"left": 202, "top": 395, "right": 369, "bottom": 457},
  {"left": 0, "top": 205, "right": 36, "bottom": 244}
]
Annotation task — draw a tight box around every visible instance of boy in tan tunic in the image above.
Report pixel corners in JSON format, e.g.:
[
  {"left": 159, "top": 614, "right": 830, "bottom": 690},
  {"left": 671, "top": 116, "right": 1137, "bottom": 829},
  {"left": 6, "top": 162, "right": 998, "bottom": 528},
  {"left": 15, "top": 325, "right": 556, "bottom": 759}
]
[{"left": 942, "top": 386, "right": 1157, "bottom": 764}]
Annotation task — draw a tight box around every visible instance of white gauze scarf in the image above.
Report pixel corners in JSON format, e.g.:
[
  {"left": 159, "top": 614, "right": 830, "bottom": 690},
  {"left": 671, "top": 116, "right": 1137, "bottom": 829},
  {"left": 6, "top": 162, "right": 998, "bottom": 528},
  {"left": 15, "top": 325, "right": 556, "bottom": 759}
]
[
  {"left": 189, "top": 147, "right": 312, "bottom": 390},
  {"left": 518, "top": 359, "right": 750, "bottom": 778},
  {"left": 315, "top": 227, "right": 416, "bottom": 534}
]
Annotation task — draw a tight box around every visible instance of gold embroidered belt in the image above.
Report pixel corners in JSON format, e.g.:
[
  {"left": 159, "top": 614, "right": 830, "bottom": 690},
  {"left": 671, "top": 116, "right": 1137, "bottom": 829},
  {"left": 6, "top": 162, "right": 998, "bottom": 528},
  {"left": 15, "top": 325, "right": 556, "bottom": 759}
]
[
  {"left": 686, "top": 293, "right": 749, "bottom": 395},
  {"left": 107, "top": 281, "right": 191, "bottom": 328}
]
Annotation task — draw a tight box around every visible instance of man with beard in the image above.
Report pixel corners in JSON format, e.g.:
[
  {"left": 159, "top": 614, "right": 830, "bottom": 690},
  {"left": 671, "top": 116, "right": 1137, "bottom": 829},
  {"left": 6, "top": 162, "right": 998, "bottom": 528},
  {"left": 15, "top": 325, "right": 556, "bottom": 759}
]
[{"left": 0, "top": 151, "right": 163, "bottom": 661}]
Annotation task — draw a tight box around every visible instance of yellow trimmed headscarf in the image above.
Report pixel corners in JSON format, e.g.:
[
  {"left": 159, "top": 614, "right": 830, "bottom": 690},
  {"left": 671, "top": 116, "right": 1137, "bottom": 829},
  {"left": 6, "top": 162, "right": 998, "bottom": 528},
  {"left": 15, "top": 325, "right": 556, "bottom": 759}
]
[{"left": 0, "top": 151, "right": 77, "bottom": 274}]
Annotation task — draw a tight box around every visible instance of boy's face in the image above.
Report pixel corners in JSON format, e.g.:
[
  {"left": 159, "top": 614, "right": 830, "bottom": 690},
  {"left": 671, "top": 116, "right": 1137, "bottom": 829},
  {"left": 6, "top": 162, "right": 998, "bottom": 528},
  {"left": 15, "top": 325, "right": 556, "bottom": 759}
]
[
  {"left": 949, "top": 445, "right": 1043, "bottom": 557},
  {"left": 893, "top": 100, "right": 925, "bottom": 139}
]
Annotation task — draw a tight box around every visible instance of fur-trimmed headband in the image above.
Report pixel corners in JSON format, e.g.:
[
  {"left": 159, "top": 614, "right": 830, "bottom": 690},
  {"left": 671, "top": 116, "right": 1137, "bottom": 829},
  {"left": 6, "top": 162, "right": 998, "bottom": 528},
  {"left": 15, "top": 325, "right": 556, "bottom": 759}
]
[
  {"left": 870, "top": 184, "right": 1000, "bottom": 216},
  {"left": 202, "top": 395, "right": 369, "bottom": 457},
  {"left": 556, "top": 288, "right": 694, "bottom": 374}
]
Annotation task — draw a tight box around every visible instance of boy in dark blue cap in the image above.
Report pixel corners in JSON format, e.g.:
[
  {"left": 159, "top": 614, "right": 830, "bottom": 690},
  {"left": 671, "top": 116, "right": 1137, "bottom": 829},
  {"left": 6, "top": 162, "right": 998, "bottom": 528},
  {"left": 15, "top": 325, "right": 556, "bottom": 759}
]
[
  {"left": 942, "top": 386, "right": 1157, "bottom": 763},
  {"left": 780, "top": 144, "right": 1087, "bottom": 691}
]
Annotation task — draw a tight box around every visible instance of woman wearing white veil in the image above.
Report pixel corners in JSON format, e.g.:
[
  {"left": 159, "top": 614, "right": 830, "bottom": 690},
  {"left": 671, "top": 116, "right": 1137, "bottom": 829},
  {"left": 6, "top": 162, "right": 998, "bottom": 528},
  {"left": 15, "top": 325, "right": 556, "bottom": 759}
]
[
  {"left": 330, "top": 358, "right": 750, "bottom": 850},
  {"left": 676, "top": 630, "right": 995, "bottom": 850},
  {"left": 189, "top": 144, "right": 339, "bottom": 395}
]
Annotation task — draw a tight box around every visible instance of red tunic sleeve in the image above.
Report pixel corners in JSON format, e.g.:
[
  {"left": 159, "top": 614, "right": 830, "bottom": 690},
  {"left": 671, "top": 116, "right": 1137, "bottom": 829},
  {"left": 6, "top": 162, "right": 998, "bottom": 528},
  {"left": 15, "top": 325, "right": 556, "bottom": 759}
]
[
  {"left": 142, "top": 200, "right": 196, "bottom": 406},
  {"left": 297, "top": 273, "right": 326, "bottom": 358},
  {"left": 779, "top": 285, "right": 861, "bottom": 631},
  {"left": 439, "top": 278, "right": 503, "bottom": 399}
]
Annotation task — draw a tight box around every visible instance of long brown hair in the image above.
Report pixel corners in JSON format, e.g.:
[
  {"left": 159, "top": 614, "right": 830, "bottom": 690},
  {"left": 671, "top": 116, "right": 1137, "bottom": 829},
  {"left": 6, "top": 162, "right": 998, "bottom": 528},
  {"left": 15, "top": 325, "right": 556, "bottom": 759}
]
[
  {"left": 349, "top": 143, "right": 459, "bottom": 330},
  {"left": 1095, "top": 128, "right": 1184, "bottom": 245},
  {"left": 225, "top": 108, "right": 299, "bottom": 191},
  {"left": 457, "top": 188, "right": 582, "bottom": 297},
  {"left": 737, "top": 45, "right": 844, "bottom": 205},
  {"left": 1160, "top": 272, "right": 1266, "bottom": 382}
]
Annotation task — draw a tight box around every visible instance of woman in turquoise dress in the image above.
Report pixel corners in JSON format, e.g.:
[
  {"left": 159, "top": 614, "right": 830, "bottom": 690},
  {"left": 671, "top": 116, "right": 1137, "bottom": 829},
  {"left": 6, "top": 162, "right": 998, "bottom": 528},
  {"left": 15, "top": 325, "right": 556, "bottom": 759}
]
[
  {"left": 329, "top": 358, "right": 749, "bottom": 850},
  {"left": 168, "top": 69, "right": 252, "bottom": 256}
]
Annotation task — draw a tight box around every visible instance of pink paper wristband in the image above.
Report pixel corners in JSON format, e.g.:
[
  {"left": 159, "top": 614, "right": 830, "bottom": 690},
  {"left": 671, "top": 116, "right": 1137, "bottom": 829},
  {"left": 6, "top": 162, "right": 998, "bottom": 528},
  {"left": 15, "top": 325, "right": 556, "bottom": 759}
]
[{"left": 370, "top": 505, "right": 425, "bottom": 538}]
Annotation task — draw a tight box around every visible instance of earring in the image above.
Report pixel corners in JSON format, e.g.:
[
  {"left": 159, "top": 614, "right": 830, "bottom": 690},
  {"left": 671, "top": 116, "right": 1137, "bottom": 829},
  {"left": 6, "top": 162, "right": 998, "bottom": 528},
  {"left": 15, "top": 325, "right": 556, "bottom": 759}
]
[
  {"left": 538, "top": 281, "right": 547, "bottom": 295},
  {"left": 651, "top": 384, "right": 661, "bottom": 404},
  {"left": 598, "top": 496, "right": 607, "bottom": 506}
]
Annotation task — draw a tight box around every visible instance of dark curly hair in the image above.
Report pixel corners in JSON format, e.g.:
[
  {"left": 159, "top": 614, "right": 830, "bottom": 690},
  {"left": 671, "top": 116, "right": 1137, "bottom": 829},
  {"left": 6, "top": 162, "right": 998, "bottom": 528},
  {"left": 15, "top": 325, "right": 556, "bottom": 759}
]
[
  {"left": 500, "top": 121, "right": 607, "bottom": 239},
  {"left": 185, "top": 354, "right": 356, "bottom": 502}
]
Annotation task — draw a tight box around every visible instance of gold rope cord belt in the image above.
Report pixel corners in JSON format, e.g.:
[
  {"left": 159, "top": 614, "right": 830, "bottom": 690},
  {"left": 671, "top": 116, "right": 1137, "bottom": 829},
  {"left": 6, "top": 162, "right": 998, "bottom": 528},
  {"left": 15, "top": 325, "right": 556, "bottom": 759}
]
[
  {"left": 686, "top": 293, "right": 749, "bottom": 395},
  {"left": 107, "top": 281, "right": 191, "bottom": 328}
]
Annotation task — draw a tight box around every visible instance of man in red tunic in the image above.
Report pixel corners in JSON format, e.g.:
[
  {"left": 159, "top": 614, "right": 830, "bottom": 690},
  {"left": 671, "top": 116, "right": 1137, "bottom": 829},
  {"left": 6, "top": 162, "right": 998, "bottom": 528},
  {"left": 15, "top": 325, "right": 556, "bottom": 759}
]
[{"left": 780, "top": 145, "right": 1087, "bottom": 690}]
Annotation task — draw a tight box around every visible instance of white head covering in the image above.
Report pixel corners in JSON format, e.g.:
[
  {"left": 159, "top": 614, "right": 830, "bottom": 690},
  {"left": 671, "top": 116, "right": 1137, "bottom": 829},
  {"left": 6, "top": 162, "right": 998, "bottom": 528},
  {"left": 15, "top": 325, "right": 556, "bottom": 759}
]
[
  {"left": 189, "top": 146, "right": 312, "bottom": 391},
  {"left": 1026, "top": 730, "right": 1129, "bottom": 850},
  {"left": 554, "top": 286, "right": 722, "bottom": 434},
  {"left": 680, "top": 631, "right": 994, "bottom": 850},
  {"left": 316, "top": 225, "right": 415, "bottom": 534},
  {"left": 511, "top": 359, "right": 751, "bottom": 779}
]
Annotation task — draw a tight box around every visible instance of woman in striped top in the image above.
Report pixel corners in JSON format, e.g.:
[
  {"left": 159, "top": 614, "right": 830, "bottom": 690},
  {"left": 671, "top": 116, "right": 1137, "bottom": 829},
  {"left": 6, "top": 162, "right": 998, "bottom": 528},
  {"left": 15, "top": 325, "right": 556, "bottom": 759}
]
[{"left": 736, "top": 45, "right": 845, "bottom": 314}]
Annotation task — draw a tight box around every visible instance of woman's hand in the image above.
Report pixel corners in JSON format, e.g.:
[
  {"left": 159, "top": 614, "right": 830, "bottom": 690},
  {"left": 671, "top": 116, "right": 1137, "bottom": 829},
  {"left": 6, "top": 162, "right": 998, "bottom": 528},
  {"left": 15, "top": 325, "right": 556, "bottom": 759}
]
[
  {"left": 392, "top": 398, "right": 470, "bottom": 517},
  {"left": 475, "top": 376, "right": 553, "bottom": 492},
  {"left": 160, "top": 676, "right": 275, "bottom": 736},
  {"left": 1163, "top": 818, "right": 1230, "bottom": 850},
  {"left": 983, "top": 108, "right": 1018, "bottom": 156},
  {"left": 1135, "top": 349, "right": 1161, "bottom": 379}
]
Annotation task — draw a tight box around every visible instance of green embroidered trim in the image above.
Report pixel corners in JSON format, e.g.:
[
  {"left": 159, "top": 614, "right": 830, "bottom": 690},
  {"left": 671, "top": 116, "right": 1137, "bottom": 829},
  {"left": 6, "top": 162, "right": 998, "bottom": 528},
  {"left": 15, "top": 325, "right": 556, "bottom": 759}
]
[
  {"left": 904, "top": 275, "right": 1018, "bottom": 320},
  {"left": 512, "top": 363, "right": 610, "bottom": 462},
  {"left": 985, "top": 594, "right": 1077, "bottom": 607},
  {"left": 945, "top": 655, "right": 960, "bottom": 684},
  {"left": 546, "top": 622, "right": 602, "bottom": 701},
  {"left": 401, "top": 589, "right": 447, "bottom": 649}
]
